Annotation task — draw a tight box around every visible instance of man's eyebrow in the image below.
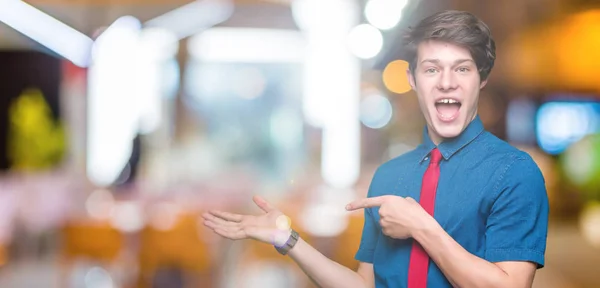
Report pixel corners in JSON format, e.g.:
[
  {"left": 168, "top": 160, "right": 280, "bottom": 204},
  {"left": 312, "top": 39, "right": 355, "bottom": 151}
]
[
  {"left": 419, "top": 59, "right": 475, "bottom": 65},
  {"left": 453, "top": 59, "right": 475, "bottom": 65},
  {"left": 420, "top": 59, "right": 440, "bottom": 65}
]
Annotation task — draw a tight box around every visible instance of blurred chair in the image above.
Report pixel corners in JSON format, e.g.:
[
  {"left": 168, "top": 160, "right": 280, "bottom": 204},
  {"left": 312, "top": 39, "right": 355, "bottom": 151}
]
[
  {"left": 136, "top": 212, "right": 214, "bottom": 288},
  {"left": 0, "top": 243, "right": 6, "bottom": 268},
  {"left": 59, "top": 220, "right": 125, "bottom": 287}
]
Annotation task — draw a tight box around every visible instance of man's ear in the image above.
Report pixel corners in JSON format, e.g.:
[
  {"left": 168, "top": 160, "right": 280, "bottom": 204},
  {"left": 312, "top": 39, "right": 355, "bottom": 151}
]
[
  {"left": 406, "top": 69, "right": 416, "bottom": 90},
  {"left": 479, "top": 79, "right": 488, "bottom": 89}
]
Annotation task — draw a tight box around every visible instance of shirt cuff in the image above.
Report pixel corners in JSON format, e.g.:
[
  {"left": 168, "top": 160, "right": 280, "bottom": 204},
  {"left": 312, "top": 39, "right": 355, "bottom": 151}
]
[
  {"left": 355, "top": 248, "right": 374, "bottom": 263},
  {"left": 485, "top": 248, "right": 545, "bottom": 268}
]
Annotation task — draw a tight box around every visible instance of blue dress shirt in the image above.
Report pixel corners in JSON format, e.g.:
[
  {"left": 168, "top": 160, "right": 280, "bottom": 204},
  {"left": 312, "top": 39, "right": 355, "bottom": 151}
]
[{"left": 355, "top": 115, "right": 549, "bottom": 287}]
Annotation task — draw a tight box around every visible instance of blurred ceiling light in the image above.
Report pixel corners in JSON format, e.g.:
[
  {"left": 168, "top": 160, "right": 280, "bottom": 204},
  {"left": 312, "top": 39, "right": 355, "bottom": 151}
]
[
  {"left": 92, "top": 15, "right": 141, "bottom": 62},
  {"left": 536, "top": 102, "right": 599, "bottom": 155},
  {"left": 382, "top": 59, "right": 411, "bottom": 94},
  {"left": 291, "top": 0, "right": 361, "bottom": 189},
  {"left": 87, "top": 16, "right": 142, "bottom": 187},
  {"left": 135, "top": 28, "right": 178, "bottom": 135},
  {"left": 138, "top": 27, "right": 179, "bottom": 61},
  {"left": 88, "top": 17, "right": 180, "bottom": 187},
  {"left": 364, "top": 0, "right": 407, "bottom": 30},
  {"left": 347, "top": 24, "right": 383, "bottom": 59},
  {"left": 321, "top": 70, "right": 361, "bottom": 188},
  {"left": 0, "top": 0, "right": 93, "bottom": 67},
  {"left": 188, "top": 28, "right": 305, "bottom": 63},
  {"left": 291, "top": 0, "right": 358, "bottom": 33},
  {"left": 144, "top": 0, "right": 234, "bottom": 40},
  {"left": 295, "top": 0, "right": 359, "bottom": 128},
  {"left": 360, "top": 93, "right": 393, "bottom": 129}
]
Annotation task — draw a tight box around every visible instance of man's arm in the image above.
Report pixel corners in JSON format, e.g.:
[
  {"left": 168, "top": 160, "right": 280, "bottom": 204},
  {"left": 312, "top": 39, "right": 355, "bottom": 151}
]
[
  {"left": 203, "top": 196, "right": 374, "bottom": 288},
  {"left": 346, "top": 157, "right": 548, "bottom": 288},
  {"left": 415, "top": 157, "right": 548, "bottom": 288},
  {"left": 414, "top": 220, "right": 536, "bottom": 288},
  {"left": 347, "top": 196, "right": 535, "bottom": 288},
  {"left": 288, "top": 238, "right": 375, "bottom": 288}
]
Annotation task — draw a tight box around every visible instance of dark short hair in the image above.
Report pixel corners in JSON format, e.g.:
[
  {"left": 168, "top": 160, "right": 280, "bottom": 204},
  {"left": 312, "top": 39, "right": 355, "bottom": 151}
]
[{"left": 403, "top": 10, "right": 496, "bottom": 81}]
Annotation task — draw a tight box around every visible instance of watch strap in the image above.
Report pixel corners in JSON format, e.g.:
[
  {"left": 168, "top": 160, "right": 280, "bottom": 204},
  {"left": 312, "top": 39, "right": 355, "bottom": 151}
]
[{"left": 275, "top": 229, "right": 299, "bottom": 255}]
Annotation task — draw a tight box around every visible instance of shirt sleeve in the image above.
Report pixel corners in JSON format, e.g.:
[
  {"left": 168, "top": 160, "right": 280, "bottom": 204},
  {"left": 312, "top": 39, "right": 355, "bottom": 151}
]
[
  {"left": 354, "top": 171, "right": 382, "bottom": 263},
  {"left": 484, "top": 156, "right": 549, "bottom": 268}
]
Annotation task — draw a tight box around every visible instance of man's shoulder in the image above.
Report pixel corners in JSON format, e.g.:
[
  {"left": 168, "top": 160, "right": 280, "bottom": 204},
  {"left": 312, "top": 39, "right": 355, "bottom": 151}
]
[
  {"left": 477, "top": 132, "right": 546, "bottom": 188},
  {"left": 477, "top": 131, "right": 537, "bottom": 163}
]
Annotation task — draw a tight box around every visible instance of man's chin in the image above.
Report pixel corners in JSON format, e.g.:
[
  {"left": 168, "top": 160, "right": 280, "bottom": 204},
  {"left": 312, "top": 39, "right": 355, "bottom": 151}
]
[
  {"left": 439, "top": 131, "right": 462, "bottom": 139},
  {"left": 432, "top": 124, "right": 464, "bottom": 140}
]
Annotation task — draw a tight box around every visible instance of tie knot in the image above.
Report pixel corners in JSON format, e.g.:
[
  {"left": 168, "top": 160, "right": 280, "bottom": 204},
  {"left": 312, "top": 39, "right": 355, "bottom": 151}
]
[{"left": 429, "top": 148, "right": 442, "bottom": 164}]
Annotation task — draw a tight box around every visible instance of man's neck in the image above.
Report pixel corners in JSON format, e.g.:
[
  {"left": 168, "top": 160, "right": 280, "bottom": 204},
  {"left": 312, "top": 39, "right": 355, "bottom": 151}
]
[
  {"left": 427, "top": 128, "right": 444, "bottom": 146},
  {"left": 427, "top": 113, "right": 479, "bottom": 146}
]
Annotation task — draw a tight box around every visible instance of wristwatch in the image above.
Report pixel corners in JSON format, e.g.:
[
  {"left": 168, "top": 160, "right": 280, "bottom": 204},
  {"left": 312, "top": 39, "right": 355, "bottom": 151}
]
[{"left": 275, "top": 229, "right": 300, "bottom": 255}]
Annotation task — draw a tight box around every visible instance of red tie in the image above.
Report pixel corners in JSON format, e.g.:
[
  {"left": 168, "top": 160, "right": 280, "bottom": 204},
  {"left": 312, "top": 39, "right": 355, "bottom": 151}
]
[{"left": 407, "top": 148, "right": 442, "bottom": 288}]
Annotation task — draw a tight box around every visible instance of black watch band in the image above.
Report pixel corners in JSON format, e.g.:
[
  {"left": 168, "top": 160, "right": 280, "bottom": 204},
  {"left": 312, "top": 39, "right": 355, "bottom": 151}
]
[{"left": 275, "top": 229, "right": 300, "bottom": 255}]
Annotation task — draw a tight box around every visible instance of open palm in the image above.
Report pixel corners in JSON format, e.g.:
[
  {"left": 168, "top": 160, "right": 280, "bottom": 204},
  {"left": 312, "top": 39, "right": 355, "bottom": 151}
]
[{"left": 202, "top": 195, "right": 292, "bottom": 247}]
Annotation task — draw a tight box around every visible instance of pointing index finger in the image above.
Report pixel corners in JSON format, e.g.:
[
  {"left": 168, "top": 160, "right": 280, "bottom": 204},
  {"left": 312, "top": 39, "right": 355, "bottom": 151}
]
[{"left": 346, "top": 196, "right": 387, "bottom": 211}]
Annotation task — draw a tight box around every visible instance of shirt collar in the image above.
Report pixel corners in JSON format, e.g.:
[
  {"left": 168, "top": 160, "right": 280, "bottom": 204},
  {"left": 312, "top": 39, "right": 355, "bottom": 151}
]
[{"left": 420, "top": 115, "right": 485, "bottom": 163}]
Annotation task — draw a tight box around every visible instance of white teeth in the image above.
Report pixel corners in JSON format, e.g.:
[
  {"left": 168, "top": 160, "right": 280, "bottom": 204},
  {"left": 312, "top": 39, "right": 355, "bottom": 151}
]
[{"left": 436, "top": 99, "right": 459, "bottom": 104}]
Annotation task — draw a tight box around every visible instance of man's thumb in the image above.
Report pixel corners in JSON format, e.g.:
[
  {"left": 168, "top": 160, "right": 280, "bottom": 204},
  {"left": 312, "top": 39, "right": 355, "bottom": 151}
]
[{"left": 253, "top": 195, "right": 276, "bottom": 213}]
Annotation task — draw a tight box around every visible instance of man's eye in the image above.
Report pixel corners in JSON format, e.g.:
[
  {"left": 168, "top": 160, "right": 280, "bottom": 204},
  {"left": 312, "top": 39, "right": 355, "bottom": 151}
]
[
  {"left": 425, "top": 68, "right": 437, "bottom": 73},
  {"left": 457, "top": 67, "right": 469, "bottom": 73}
]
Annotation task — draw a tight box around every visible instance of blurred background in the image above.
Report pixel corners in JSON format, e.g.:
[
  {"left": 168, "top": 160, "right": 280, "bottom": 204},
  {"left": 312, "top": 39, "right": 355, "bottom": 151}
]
[{"left": 0, "top": 0, "right": 599, "bottom": 287}]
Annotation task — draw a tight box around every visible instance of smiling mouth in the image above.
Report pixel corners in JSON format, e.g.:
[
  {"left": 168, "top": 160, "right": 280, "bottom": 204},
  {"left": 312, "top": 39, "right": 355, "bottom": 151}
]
[{"left": 435, "top": 98, "right": 462, "bottom": 119}]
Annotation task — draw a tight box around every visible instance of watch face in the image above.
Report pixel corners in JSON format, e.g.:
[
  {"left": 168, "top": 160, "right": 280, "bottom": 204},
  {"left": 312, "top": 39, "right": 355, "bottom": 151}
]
[{"left": 275, "top": 230, "right": 299, "bottom": 255}]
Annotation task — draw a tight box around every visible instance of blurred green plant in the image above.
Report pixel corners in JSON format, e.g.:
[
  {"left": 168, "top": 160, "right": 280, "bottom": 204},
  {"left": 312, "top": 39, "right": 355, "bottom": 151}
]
[
  {"left": 561, "top": 133, "right": 600, "bottom": 201},
  {"left": 7, "top": 88, "right": 66, "bottom": 171}
]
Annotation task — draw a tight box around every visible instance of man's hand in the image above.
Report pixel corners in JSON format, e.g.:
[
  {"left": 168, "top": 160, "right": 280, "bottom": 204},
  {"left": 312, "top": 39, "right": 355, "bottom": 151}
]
[
  {"left": 202, "top": 195, "right": 292, "bottom": 247},
  {"left": 346, "top": 195, "right": 431, "bottom": 240}
]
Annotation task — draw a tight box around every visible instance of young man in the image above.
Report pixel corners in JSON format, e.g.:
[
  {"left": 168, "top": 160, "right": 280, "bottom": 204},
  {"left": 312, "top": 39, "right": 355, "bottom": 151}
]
[{"left": 202, "top": 10, "right": 549, "bottom": 288}]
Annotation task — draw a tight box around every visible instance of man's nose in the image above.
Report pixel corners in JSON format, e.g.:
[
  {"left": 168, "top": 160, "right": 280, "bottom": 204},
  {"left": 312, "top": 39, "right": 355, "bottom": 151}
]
[{"left": 437, "top": 70, "right": 458, "bottom": 91}]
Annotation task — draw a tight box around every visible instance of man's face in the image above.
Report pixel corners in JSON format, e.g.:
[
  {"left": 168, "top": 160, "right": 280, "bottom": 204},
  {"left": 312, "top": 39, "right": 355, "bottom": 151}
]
[{"left": 407, "top": 40, "right": 487, "bottom": 144}]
